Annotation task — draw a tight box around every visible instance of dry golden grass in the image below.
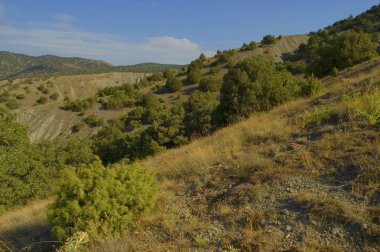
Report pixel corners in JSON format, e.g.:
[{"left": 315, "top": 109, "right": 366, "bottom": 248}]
[
  {"left": 292, "top": 192, "right": 368, "bottom": 225},
  {"left": 143, "top": 99, "right": 302, "bottom": 181},
  {"left": 0, "top": 199, "right": 54, "bottom": 251}
]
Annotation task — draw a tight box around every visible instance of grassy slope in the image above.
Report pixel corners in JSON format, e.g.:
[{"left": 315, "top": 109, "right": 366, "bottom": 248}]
[{"left": 1, "top": 57, "right": 380, "bottom": 251}]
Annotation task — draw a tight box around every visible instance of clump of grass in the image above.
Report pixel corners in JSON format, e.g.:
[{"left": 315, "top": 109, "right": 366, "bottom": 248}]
[
  {"left": 355, "top": 87, "right": 380, "bottom": 125},
  {"left": 58, "top": 232, "right": 89, "bottom": 252},
  {"left": 300, "top": 106, "right": 336, "bottom": 128},
  {"left": 292, "top": 192, "right": 366, "bottom": 226},
  {"left": 232, "top": 153, "right": 273, "bottom": 178},
  {"left": 335, "top": 85, "right": 380, "bottom": 125}
]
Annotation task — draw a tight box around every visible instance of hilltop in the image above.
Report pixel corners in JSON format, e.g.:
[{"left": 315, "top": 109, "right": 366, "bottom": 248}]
[{"left": 0, "top": 51, "right": 182, "bottom": 80}]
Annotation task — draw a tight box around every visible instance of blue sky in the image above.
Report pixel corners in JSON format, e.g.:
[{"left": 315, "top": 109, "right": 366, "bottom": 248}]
[{"left": 0, "top": 0, "right": 378, "bottom": 65}]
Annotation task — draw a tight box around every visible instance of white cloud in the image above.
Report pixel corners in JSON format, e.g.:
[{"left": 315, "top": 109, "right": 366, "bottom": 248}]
[{"left": 0, "top": 12, "right": 212, "bottom": 64}]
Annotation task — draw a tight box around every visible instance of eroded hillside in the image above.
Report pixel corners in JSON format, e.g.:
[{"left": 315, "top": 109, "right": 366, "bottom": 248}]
[{"left": 0, "top": 72, "right": 148, "bottom": 141}]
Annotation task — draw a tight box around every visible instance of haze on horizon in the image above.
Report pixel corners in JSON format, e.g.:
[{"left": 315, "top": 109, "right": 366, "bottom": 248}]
[{"left": 0, "top": 0, "right": 377, "bottom": 65}]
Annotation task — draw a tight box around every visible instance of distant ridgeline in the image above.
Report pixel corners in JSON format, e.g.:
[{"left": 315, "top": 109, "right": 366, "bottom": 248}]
[{"left": 0, "top": 51, "right": 183, "bottom": 80}]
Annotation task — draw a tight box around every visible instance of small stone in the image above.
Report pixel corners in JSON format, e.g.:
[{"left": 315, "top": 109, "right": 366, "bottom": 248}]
[
  {"left": 285, "top": 234, "right": 291, "bottom": 239},
  {"left": 285, "top": 225, "right": 292, "bottom": 232},
  {"left": 362, "top": 224, "right": 368, "bottom": 229}
]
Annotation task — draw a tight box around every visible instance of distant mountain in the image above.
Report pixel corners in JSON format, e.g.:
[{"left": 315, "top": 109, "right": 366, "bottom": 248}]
[{"left": 0, "top": 51, "right": 182, "bottom": 80}]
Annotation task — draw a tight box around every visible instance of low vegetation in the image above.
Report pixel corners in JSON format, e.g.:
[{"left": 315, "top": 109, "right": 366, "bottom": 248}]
[{"left": 48, "top": 161, "right": 157, "bottom": 241}]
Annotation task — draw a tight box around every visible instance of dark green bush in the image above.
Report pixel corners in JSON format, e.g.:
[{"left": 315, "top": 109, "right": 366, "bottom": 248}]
[
  {"left": 307, "top": 31, "right": 377, "bottom": 76},
  {"left": 163, "top": 69, "right": 175, "bottom": 79},
  {"left": 83, "top": 114, "right": 104, "bottom": 127},
  {"left": 199, "top": 76, "right": 222, "bottom": 92},
  {"left": 283, "top": 61, "right": 307, "bottom": 75},
  {"left": 199, "top": 53, "right": 207, "bottom": 62},
  {"left": 299, "top": 74, "right": 323, "bottom": 96},
  {"left": 36, "top": 96, "right": 48, "bottom": 105},
  {"left": 261, "top": 35, "right": 276, "bottom": 45},
  {"left": 241, "top": 41, "right": 257, "bottom": 51},
  {"left": 72, "top": 121, "right": 85, "bottom": 132},
  {"left": 48, "top": 161, "right": 157, "bottom": 241},
  {"left": 187, "top": 67, "right": 202, "bottom": 84},
  {"left": 64, "top": 97, "right": 95, "bottom": 111},
  {"left": 217, "top": 49, "right": 235, "bottom": 64},
  {"left": 165, "top": 76, "right": 183, "bottom": 92},
  {"left": 102, "top": 92, "right": 134, "bottom": 110},
  {"left": 147, "top": 72, "right": 163, "bottom": 82},
  {"left": 184, "top": 91, "right": 218, "bottom": 136},
  {"left": 0, "top": 108, "right": 49, "bottom": 211},
  {"left": 50, "top": 92, "right": 59, "bottom": 100},
  {"left": 0, "top": 91, "right": 11, "bottom": 103},
  {"left": 5, "top": 99, "right": 19, "bottom": 110},
  {"left": 15, "top": 94, "right": 26, "bottom": 100},
  {"left": 218, "top": 56, "right": 300, "bottom": 123},
  {"left": 37, "top": 84, "right": 49, "bottom": 94}
]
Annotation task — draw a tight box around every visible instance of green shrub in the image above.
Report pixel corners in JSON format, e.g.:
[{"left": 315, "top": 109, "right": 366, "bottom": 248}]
[
  {"left": 36, "top": 96, "right": 48, "bottom": 105},
  {"left": 307, "top": 31, "right": 377, "bottom": 77},
  {"left": 5, "top": 99, "right": 20, "bottom": 110},
  {"left": 355, "top": 87, "right": 380, "bottom": 125},
  {"left": 0, "top": 91, "right": 11, "bottom": 103},
  {"left": 136, "top": 79, "right": 152, "bottom": 88},
  {"left": 199, "top": 76, "right": 222, "bottom": 92},
  {"left": 218, "top": 56, "right": 300, "bottom": 123},
  {"left": 83, "top": 114, "right": 104, "bottom": 127},
  {"left": 261, "top": 35, "right": 276, "bottom": 45},
  {"left": 199, "top": 53, "right": 207, "bottom": 62},
  {"left": 165, "top": 76, "right": 183, "bottom": 92},
  {"left": 283, "top": 60, "right": 307, "bottom": 75},
  {"left": 241, "top": 41, "right": 257, "bottom": 51},
  {"left": 64, "top": 97, "right": 95, "bottom": 111},
  {"left": 147, "top": 72, "right": 163, "bottom": 82},
  {"left": 37, "top": 84, "right": 49, "bottom": 94},
  {"left": 185, "top": 91, "right": 218, "bottom": 136},
  {"left": 48, "top": 161, "right": 157, "bottom": 241},
  {"left": 299, "top": 74, "right": 323, "bottom": 96},
  {"left": 163, "top": 69, "right": 175, "bottom": 79},
  {"left": 301, "top": 106, "right": 335, "bottom": 128},
  {"left": 72, "top": 121, "right": 85, "bottom": 132},
  {"left": 217, "top": 49, "right": 235, "bottom": 64},
  {"left": 15, "top": 94, "right": 26, "bottom": 100},
  {"left": 24, "top": 86, "right": 31, "bottom": 94},
  {"left": 0, "top": 108, "right": 49, "bottom": 211},
  {"left": 50, "top": 92, "right": 59, "bottom": 100},
  {"left": 102, "top": 93, "right": 134, "bottom": 110},
  {"left": 187, "top": 67, "right": 202, "bottom": 84}
]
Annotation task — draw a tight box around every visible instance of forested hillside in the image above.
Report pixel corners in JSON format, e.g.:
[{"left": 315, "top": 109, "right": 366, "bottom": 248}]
[{"left": 0, "top": 51, "right": 182, "bottom": 80}]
